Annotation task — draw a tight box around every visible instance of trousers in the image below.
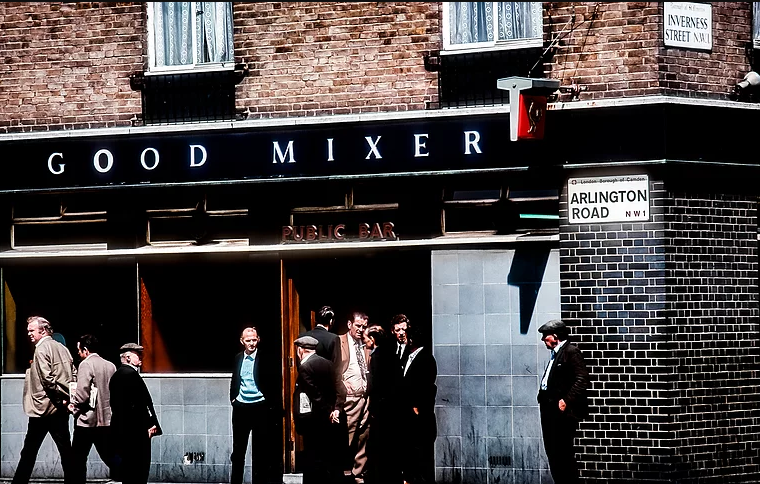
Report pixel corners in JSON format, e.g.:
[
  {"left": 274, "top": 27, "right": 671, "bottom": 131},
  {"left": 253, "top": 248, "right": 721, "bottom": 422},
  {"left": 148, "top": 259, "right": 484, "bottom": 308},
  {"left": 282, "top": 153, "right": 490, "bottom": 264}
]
[
  {"left": 540, "top": 402, "right": 580, "bottom": 484},
  {"left": 12, "top": 412, "right": 73, "bottom": 484},
  {"left": 71, "top": 426, "right": 115, "bottom": 484}
]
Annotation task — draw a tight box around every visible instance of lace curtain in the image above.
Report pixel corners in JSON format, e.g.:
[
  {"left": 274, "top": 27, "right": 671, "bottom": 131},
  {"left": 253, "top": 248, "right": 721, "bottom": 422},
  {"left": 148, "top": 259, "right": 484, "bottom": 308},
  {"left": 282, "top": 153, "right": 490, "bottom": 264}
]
[
  {"left": 154, "top": 2, "right": 234, "bottom": 67},
  {"left": 449, "top": 2, "right": 543, "bottom": 45},
  {"left": 754, "top": 3, "right": 760, "bottom": 42}
]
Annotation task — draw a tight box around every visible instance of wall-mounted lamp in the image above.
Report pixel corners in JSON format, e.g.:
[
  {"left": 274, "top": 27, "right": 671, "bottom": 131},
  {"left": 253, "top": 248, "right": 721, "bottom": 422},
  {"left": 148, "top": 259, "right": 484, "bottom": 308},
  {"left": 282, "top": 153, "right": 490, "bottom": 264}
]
[
  {"left": 732, "top": 71, "right": 760, "bottom": 101},
  {"left": 497, "top": 77, "right": 560, "bottom": 141},
  {"left": 737, "top": 71, "right": 760, "bottom": 90}
]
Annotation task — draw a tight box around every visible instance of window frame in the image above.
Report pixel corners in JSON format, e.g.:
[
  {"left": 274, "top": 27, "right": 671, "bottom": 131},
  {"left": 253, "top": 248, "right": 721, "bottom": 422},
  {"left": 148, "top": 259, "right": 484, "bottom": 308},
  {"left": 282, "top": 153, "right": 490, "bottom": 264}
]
[
  {"left": 442, "top": 2, "right": 544, "bottom": 55},
  {"left": 146, "top": 2, "right": 236, "bottom": 75},
  {"left": 754, "top": 2, "right": 760, "bottom": 49}
]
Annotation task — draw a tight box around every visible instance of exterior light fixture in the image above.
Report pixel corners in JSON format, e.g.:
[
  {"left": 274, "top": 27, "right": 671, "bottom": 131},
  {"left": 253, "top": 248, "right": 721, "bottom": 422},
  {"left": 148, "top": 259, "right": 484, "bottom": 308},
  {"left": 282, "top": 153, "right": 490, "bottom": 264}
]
[{"left": 496, "top": 77, "right": 560, "bottom": 141}]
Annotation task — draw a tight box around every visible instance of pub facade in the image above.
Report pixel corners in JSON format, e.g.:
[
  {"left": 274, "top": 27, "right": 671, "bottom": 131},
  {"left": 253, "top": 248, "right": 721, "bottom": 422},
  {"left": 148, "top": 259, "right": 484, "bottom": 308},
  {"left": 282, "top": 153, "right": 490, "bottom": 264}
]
[{"left": 0, "top": 3, "right": 759, "bottom": 484}]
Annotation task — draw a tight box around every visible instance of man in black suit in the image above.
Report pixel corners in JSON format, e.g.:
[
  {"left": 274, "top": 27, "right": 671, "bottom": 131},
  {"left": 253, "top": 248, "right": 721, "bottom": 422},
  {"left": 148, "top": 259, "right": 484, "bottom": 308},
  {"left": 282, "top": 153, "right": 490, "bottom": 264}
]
[
  {"left": 109, "top": 343, "right": 161, "bottom": 484},
  {"left": 364, "top": 325, "right": 403, "bottom": 484},
  {"left": 302, "top": 306, "right": 348, "bottom": 457},
  {"left": 229, "top": 327, "right": 280, "bottom": 484},
  {"left": 391, "top": 314, "right": 412, "bottom": 369},
  {"left": 293, "top": 335, "right": 342, "bottom": 484},
  {"left": 304, "top": 305, "right": 341, "bottom": 365},
  {"left": 537, "top": 319, "right": 590, "bottom": 484},
  {"left": 400, "top": 324, "right": 437, "bottom": 484}
]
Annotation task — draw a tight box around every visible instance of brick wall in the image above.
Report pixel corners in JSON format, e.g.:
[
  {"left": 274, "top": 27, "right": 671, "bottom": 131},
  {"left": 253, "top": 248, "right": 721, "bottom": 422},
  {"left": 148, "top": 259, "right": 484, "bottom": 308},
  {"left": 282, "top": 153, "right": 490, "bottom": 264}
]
[
  {"left": 0, "top": 2, "right": 144, "bottom": 131},
  {"left": 560, "top": 174, "right": 760, "bottom": 483},
  {"left": 545, "top": 2, "right": 752, "bottom": 102},
  {"left": 665, "top": 192, "right": 760, "bottom": 483},
  {"left": 0, "top": 2, "right": 755, "bottom": 132},
  {"left": 234, "top": 2, "right": 441, "bottom": 118}
]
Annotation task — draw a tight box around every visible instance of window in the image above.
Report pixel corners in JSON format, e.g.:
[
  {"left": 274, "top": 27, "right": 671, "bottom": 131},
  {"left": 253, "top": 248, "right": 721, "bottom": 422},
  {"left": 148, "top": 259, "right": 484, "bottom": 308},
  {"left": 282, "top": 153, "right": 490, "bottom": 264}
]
[
  {"left": 148, "top": 2, "right": 234, "bottom": 72},
  {"left": 443, "top": 2, "right": 543, "bottom": 52},
  {"left": 754, "top": 3, "right": 760, "bottom": 48}
]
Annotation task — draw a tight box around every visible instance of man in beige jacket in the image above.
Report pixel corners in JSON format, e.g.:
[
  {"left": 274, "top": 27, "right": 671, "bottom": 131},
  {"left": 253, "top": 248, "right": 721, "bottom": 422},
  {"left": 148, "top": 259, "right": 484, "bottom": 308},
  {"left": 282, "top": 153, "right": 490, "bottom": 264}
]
[
  {"left": 12, "top": 316, "right": 75, "bottom": 484},
  {"left": 69, "top": 334, "right": 117, "bottom": 484}
]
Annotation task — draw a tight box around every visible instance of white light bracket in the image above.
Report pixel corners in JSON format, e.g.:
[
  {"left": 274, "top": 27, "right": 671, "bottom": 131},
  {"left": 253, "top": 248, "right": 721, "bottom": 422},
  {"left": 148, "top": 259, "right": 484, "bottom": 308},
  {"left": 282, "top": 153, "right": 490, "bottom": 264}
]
[{"left": 497, "top": 77, "right": 560, "bottom": 141}]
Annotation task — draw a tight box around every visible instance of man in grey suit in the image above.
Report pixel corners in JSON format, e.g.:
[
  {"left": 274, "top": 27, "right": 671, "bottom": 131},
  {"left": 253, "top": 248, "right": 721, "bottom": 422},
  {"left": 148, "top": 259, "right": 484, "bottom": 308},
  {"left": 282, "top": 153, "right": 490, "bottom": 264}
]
[
  {"left": 69, "top": 334, "right": 117, "bottom": 484},
  {"left": 12, "top": 316, "right": 75, "bottom": 484}
]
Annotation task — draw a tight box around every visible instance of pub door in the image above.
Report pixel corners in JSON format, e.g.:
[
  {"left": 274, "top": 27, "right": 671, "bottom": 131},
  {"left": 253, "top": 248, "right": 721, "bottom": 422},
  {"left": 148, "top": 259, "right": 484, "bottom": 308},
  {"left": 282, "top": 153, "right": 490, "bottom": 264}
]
[{"left": 280, "top": 260, "right": 309, "bottom": 473}]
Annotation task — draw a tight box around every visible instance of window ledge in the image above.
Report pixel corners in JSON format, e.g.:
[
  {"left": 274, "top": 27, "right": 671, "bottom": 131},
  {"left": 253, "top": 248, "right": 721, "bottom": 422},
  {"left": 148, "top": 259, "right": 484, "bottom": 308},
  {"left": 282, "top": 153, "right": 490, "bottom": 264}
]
[
  {"left": 441, "top": 39, "right": 543, "bottom": 56},
  {"left": 145, "top": 63, "right": 236, "bottom": 77}
]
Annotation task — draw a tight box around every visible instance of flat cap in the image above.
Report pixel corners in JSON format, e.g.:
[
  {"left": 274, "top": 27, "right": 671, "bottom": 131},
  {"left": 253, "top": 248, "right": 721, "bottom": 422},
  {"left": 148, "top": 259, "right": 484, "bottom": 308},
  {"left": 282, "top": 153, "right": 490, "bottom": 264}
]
[
  {"left": 538, "top": 319, "right": 568, "bottom": 335},
  {"left": 119, "top": 342, "right": 144, "bottom": 353},
  {"left": 294, "top": 335, "right": 319, "bottom": 350}
]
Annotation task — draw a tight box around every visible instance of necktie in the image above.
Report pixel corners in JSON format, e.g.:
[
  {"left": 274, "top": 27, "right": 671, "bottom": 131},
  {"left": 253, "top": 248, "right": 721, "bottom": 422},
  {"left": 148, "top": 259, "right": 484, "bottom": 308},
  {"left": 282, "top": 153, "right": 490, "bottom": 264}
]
[{"left": 355, "top": 340, "right": 367, "bottom": 381}]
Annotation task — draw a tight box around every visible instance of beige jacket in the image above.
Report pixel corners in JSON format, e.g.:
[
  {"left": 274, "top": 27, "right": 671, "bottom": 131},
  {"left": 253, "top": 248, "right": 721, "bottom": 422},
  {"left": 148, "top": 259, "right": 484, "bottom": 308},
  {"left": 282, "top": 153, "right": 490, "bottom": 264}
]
[
  {"left": 23, "top": 336, "right": 75, "bottom": 417},
  {"left": 71, "top": 353, "right": 116, "bottom": 427}
]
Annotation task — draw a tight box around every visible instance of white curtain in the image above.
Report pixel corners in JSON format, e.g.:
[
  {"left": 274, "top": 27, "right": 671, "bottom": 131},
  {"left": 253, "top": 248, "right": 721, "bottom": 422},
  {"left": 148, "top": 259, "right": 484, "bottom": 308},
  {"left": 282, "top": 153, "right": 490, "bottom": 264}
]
[
  {"left": 155, "top": 2, "right": 192, "bottom": 66},
  {"left": 196, "top": 2, "right": 234, "bottom": 63},
  {"left": 154, "top": 2, "right": 233, "bottom": 67},
  {"left": 449, "top": 2, "right": 542, "bottom": 45},
  {"left": 754, "top": 3, "right": 760, "bottom": 42}
]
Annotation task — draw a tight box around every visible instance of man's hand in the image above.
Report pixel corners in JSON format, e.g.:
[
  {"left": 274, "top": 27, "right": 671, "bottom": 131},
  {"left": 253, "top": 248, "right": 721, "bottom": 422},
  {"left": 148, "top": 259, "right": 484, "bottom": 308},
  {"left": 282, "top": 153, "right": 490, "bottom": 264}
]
[
  {"left": 344, "top": 381, "right": 355, "bottom": 394},
  {"left": 558, "top": 399, "right": 566, "bottom": 412},
  {"left": 67, "top": 403, "right": 75, "bottom": 413},
  {"left": 330, "top": 409, "right": 340, "bottom": 424},
  {"left": 148, "top": 425, "right": 158, "bottom": 438}
]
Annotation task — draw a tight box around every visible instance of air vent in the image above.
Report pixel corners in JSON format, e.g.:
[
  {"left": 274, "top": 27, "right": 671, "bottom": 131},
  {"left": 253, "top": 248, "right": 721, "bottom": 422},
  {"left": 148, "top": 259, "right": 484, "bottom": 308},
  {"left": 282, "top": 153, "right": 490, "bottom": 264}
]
[{"left": 489, "top": 455, "right": 512, "bottom": 467}]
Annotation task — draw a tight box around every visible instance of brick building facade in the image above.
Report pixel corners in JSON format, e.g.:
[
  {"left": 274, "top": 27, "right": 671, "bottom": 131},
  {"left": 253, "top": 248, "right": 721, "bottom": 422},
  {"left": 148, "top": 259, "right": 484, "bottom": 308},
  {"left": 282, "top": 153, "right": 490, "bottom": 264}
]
[{"left": 0, "top": 3, "right": 759, "bottom": 484}]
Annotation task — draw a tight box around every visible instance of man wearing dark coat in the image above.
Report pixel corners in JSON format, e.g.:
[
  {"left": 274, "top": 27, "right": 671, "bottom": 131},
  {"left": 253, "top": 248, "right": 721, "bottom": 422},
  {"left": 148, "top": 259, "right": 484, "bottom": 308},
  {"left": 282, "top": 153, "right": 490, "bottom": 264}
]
[
  {"left": 400, "top": 324, "right": 437, "bottom": 484},
  {"left": 303, "top": 305, "right": 341, "bottom": 365},
  {"left": 229, "top": 326, "right": 281, "bottom": 484},
  {"left": 293, "top": 335, "right": 342, "bottom": 484},
  {"left": 109, "top": 343, "right": 161, "bottom": 484},
  {"left": 363, "top": 325, "right": 403, "bottom": 484},
  {"left": 537, "top": 319, "right": 590, "bottom": 484}
]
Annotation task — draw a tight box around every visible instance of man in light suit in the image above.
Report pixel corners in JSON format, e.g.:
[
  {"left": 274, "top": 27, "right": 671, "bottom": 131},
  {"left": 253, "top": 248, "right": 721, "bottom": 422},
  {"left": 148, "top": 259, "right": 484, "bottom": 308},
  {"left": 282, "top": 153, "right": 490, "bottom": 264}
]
[
  {"left": 69, "top": 334, "right": 117, "bottom": 484},
  {"left": 537, "top": 319, "right": 590, "bottom": 484},
  {"left": 13, "top": 316, "right": 75, "bottom": 484},
  {"left": 109, "top": 343, "right": 161, "bottom": 484},
  {"left": 339, "top": 311, "right": 371, "bottom": 484}
]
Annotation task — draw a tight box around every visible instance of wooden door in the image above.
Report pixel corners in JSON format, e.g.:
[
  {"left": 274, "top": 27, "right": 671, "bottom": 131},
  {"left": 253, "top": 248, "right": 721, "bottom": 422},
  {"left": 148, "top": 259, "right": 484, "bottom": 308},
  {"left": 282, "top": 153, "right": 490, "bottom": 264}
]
[{"left": 280, "top": 260, "right": 303, "bottom": 473}]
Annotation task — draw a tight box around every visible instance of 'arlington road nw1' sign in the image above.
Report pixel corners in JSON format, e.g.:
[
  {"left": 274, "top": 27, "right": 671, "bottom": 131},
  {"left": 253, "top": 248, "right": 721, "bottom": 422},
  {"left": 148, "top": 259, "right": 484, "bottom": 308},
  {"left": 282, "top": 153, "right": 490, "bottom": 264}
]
[{"left": 568, "top": 175, "right": 650, "bottom": 224}]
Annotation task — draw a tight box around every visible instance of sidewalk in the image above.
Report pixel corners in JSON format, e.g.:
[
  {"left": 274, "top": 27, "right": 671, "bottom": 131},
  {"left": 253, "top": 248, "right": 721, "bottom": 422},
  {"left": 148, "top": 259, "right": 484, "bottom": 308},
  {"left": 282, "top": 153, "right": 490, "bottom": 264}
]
[{"left": 1, "top": 477, "right": 305, "bottom": 484}]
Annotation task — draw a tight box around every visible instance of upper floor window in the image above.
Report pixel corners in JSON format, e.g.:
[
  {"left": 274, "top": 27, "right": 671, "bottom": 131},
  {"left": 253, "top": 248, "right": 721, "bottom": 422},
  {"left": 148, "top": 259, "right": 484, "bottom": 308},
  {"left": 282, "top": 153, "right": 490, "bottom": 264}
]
[
  {"left": 754, "top": 3, "right": 760, "bottom": 48},
  {"left": 148, "top": 2, "right": 234, "bottom": 73},
  {"left": 443, "top": 2, "right": 543, "bottom": 52}
]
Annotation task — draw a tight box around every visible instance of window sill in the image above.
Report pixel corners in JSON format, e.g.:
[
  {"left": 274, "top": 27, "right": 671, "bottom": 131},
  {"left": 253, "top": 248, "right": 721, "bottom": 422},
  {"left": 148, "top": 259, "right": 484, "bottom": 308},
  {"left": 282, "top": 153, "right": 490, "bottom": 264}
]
[
  {"left": 441, "top": 39, "right": 543, "bottom": 56},
  {"left": 146, "top": 63, "right": 236, "bottom": 76}
]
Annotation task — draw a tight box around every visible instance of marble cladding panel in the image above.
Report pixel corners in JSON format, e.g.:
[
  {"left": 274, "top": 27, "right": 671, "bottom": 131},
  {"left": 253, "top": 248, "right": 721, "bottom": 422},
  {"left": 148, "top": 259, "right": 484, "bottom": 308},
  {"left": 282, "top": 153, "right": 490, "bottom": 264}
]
[
  {"left": 432, "top": 249, "right": 560, "bottom": 484},
  {"left": 0, "top": 376, "right": 235, "bottom": 482}
]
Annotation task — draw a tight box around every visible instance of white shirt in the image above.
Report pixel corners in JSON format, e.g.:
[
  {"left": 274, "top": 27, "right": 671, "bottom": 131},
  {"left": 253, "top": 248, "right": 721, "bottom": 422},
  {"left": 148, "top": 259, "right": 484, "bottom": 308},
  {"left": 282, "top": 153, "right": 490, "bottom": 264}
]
[
  {"left": 403, "top": 346, "right": 423, "bottom": 377},
  {"left": 540, "top": 340, "right": 567, "bottom": 391}
]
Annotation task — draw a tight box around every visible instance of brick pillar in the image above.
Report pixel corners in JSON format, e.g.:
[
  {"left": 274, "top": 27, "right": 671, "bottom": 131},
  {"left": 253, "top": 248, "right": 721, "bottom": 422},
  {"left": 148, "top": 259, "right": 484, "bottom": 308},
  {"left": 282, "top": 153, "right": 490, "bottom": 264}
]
[{"left": 559, "top": 175, "right": 760, "bottom": 483}]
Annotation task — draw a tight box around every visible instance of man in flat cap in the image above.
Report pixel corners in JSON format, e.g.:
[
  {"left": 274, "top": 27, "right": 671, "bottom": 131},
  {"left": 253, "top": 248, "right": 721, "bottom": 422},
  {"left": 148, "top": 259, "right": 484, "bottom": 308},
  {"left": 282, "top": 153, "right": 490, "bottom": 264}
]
[
  {"left": 537, "top": 319, "right": 590, "bottom": 484},
  {"left": 293, "top": 335, "right": 342, "bottom": 484},
  {"left": 109, "top": 343, "right": 161, "bottom": 484}
]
